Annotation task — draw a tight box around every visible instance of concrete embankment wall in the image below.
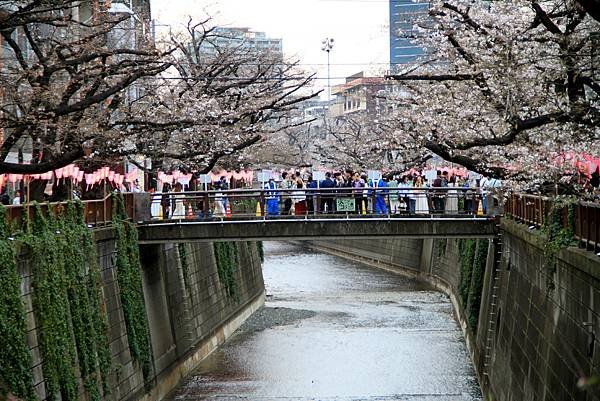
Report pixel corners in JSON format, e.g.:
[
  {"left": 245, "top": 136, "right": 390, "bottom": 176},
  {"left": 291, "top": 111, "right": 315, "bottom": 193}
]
[
  {"left": 309, "top": 220, "right": 600, "bottom": 401},
  {"left": 18, "top": 232, "right": 264, "bottom": 401}
]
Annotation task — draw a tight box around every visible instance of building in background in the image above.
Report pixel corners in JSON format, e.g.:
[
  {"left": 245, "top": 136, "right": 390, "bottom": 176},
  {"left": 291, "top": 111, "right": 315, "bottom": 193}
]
[
  {"left": 389, "top": 0, "right": 430, "bottom": 71},
  {"left": 329, "top": 72, "right": 388, "bottom": 117},
  {"left": 197, "top": 27, "right": 283, "bottom": 60}
]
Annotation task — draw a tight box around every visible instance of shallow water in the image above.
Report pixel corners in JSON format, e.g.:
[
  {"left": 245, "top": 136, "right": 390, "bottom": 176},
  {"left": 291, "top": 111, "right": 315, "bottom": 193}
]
[{"left": 168, "top": 242, "right": 482, "bottom": 401}]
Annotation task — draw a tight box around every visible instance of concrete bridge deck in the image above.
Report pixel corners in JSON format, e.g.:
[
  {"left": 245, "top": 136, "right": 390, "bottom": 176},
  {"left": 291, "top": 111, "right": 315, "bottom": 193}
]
[{"left": 136, "top": 216, "right": 500, "bottom": 243}]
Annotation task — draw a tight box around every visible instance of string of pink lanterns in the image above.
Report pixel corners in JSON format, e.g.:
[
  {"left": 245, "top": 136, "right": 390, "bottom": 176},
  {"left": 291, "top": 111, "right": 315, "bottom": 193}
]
[
  {"left": 0, "top": 164, "right": 140, "bottom": 191},
  {"left": 156, "top": 170, "right": 255, "bottom": 187}
]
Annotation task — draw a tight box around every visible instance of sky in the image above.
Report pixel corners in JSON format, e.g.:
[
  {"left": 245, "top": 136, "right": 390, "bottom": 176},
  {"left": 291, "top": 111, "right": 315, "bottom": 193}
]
[{"left": 150, "top": 0, "right": 390, "bottom": 97}]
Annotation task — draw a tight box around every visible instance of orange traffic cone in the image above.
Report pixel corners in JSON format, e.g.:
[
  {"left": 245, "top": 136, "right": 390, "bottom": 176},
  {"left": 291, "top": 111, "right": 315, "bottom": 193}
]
[
  {"left": 256, "top": 202, "right": 262, "bottom": 217},
  {"left": 477, "top": 199, "right": 484, "bottom": 216},
  {"left": 187, "top": 204, "right": 194, "bottom": 219},
  {"left": 226, "top": 201, "right": 232, "bottom": 218}
]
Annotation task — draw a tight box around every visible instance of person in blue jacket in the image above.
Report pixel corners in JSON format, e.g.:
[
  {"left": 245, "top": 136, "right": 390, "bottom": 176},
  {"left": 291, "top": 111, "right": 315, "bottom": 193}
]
[
  {"left": 320, "top": 172, "right": 336, "bottom": 213},
  {"left": 264, "top": 178, "right": 279, "bottom": 215},
  {"left": 374, "top": 175, "right": 388, "bottom": 214}
]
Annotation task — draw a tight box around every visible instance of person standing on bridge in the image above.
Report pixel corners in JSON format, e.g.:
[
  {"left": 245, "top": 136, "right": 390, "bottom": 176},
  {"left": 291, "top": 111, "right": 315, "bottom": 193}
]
[
  {"left": 171, "top": 183, "right": 186, "bottom": 218},
  {"left": 352, "top": 173, "right": 366, "bottom": 214},
  {"left": 161, "top": 183, "right": 172, "bottom": 219},
  {"left": 415, "top": 176, "right": 429, "bottom": 214},
  {"left": 280, "top": 172, "right": 294, "bottom": 215},
  {"left": 388, "top": 175, "right": 400, "bottom": 214},
  {"left": 306, "top": 175, "right": 317, "bottom": 213},
  {"left": 445, "top": 175, "right": 459, "bottom": 214},
  {"left": 264, "top": 178, "right": 279, "bottom": 216},
  {"left": 374, "top": 175, "right": 388, "bottom": 214},
  {"left": 320, "top": 172, "right": 336, "bottom": 213},
  {"left": 291, "top": 181, "right": 307, "bottom": 215},
  {"left": 404, "top": 176, "right": 417, "bottom": 214}
]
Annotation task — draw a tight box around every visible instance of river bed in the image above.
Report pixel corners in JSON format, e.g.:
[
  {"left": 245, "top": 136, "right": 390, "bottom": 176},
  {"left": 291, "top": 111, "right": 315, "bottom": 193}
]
[{"left": 167, "top": 242, "right": 482, "bottom": 401}]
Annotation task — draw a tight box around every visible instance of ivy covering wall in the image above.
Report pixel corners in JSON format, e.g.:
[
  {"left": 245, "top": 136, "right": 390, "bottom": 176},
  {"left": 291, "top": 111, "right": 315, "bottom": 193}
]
[
  {"left": 256, "top": 241, "right": 264, "bottom": 263},
  {"left": 213, "top": 242, "right": 239, "bottom": 301},
  {"left": 112, "top": 195, "right": 154, "bottom": 383},
  {"left": 178, "top": 243, "right": 190, "bottom": 289},
  {"left": 465, "top": 239, "right": 488, "bottom": 331},
  {"left": 457, "top": 238, "right": 489, "bottom": 332},
  {"left": 542, "top": 198, "right": 576, "bottom": 290},
  {"left": 0, "top": 206, "right": 35, "bottom": 401},
  {"left": 1, "top": 201, "right": 113, "bottom": 401},
  {"left": 458, "top": 239, "right": 476, "bottom": 308}
]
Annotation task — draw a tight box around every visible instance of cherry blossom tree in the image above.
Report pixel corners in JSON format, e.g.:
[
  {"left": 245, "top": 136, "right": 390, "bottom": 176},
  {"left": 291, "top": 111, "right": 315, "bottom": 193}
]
[
  {"left": 112, "top": 19, "right": 317, "bottom": 173},
  {"left": 0, "top": 3, "right": 317, "bottom": 176},
  {"left": 384, "top": 0, "right": 599, "bottom": 182},
  {"left": 0, "top": 0, "right": 170, "bottom": 174}
]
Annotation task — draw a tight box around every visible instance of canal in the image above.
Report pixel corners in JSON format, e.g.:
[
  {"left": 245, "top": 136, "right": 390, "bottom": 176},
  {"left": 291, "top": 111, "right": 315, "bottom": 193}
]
[{"left": 168, "top": 242, "right": 482, "bottom": 401}]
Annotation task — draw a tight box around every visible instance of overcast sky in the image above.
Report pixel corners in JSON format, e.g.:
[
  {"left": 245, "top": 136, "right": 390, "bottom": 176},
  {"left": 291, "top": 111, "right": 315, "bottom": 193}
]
[{"left": 150, "top": 0, "right": 389, "bottom": 96}]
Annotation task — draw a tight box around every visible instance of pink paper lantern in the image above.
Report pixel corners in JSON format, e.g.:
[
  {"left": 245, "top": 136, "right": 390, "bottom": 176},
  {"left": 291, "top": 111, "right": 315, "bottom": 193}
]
[{"left": 63, "top": 164, "right": 73, "bottom": 178}]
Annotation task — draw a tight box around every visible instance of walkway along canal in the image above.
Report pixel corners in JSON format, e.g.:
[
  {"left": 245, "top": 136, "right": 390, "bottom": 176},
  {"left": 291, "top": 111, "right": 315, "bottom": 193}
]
[{"left": 167, "top": 242, "right": 482, "bottom": 401}]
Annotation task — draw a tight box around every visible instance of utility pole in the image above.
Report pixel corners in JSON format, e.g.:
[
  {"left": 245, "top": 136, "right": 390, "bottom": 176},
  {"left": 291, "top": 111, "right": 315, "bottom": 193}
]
[{"left": 321, "top": 38, "right": 334, "bottom": 111}]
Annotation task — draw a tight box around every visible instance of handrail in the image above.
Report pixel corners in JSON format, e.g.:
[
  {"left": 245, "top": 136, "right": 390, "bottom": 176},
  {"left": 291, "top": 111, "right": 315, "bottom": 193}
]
[
  {"left": 505, "top": 193, "right": 600, "bottom": 252},
  {"left": 2, "top": 187, "right": 492, "bottom": 228},
  {"left": 3, "top": 193, "right": 135, "bottom": 229},
  {"left": 4, "top": 188, "right": 598, "bottom": 252}
]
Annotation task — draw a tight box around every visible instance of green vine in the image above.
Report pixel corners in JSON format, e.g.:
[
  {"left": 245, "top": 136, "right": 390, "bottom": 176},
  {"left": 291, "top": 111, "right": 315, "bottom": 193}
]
[
  {"left": 542, "top": 197, "right": 577, "bottom": 291},
  {"left": 458, "top": 239, "right": 476, "bottom": 307},
  {"left": 17, "top": 202, "right": 113, "bottom": 401},
  {"left": 465, "top": 239, "right": 488, "bottom": 331},
  {"left": 0, "top": 206, "right": 35, "bottom": 401},
  {"left": 23, "top": 204, "right": 79, "bottom": 401},
  {"left": 178, "top": 243, "right": 195, "bottom": 309},
  {"left": 256, "top": 241, "right": 264, "bottom": 263},
  {"left": 213, "top": 242, "right": 239, "bottom": 301},
  {"left": 112, "top": 194, "right": 154, "bottom": 383},
  {"left": 62, "top": 202, "right": 111, "bottom": 399},
  {"left": 436, "top": 239, "right": 447, "bottom": 258},
  {"left": 178, "top": 243, "right": 190, "bottom": 289}
]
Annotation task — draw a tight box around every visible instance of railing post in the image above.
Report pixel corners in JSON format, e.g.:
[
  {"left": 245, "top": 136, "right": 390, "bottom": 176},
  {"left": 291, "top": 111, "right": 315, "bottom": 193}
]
[
  {"left": 203, "top": 192, "right": 210, "bottom": 219},
  {"left": 103, "top": 196, "right": 107, "bottom": 226},
  {"left": 316, "top": 191, "right": 321, "bottom": 216},
  {"left": 371, "top": 188, "right": 376, "bottom": 215},
  {"left": 538, "top": 194, "right": 543, "bottom": 227}
]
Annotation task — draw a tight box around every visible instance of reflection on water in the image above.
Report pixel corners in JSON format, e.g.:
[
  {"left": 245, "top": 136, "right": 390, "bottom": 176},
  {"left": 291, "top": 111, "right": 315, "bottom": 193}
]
[{"left": 169, "top": 242, "right": 482, "bottom": 401}]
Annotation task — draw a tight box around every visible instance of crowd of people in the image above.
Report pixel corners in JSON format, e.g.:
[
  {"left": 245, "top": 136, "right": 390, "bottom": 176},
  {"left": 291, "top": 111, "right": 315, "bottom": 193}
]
[
  {"left": 258, "top": 169, "right": 502, "bottom": 216},
  {"left": 149, "top": 168, "right": 503, "bottom": 219}
]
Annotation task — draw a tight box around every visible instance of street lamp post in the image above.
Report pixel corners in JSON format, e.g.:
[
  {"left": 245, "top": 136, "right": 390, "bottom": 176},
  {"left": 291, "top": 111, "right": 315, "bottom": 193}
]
[{"left": 321, "top": 38, "right": 334, "bottom": 110}]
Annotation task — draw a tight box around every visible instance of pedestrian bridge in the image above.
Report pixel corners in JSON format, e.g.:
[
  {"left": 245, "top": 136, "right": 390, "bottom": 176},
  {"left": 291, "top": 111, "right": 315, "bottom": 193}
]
[
  {"left": 5, "top": 188, "right": 500, "bottom": 242},
  {"left": 133, "top": 187, "right": 499, "bottom": 243}
]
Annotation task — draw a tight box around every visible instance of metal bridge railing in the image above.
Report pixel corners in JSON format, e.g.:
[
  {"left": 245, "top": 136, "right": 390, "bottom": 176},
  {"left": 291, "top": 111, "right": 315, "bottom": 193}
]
[{"left": 143, "top": 187, "right": 495, "bottom": 221}]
